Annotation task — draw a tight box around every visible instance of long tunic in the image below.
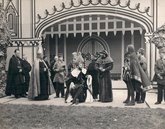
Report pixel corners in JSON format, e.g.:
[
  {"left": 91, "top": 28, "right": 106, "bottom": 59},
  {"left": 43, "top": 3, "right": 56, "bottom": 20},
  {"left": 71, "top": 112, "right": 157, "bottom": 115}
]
[
  {"left": 53, "top": 60, "right": 66, "bottom": 84},
  {"left": 6, "top": 55, "right": 25, "bottom": 96},
  {"left": 97, "top": 56, "right": 113, "bottom": 102}
]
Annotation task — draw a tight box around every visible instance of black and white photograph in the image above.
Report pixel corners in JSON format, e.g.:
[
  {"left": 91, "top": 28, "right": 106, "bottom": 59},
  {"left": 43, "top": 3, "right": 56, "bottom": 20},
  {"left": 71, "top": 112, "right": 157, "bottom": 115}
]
[{"left": 0, "top": 0, "right": 165, "bottom": 129}]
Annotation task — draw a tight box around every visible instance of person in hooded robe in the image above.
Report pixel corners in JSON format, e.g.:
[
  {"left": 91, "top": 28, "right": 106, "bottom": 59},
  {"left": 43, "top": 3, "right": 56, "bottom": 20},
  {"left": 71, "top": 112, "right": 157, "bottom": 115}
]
[
  {"left": 126, "top": 44, "right": 151, "bottom": 106},
  {"left": 136, "top": 48, "right": 148, "bottom": 103},
  {"left": 28, "top": 45, "right": 54, "bottom": 100},
  {"left": 96, "top": 50, "right": 113, "bottom": 102}
]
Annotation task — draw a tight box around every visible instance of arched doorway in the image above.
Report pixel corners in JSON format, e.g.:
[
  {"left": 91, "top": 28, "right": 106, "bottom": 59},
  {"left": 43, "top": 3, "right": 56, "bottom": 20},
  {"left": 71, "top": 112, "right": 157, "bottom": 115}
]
[
  {"left": 78, "top": 35, "right": 110, "bottom": 66},
  {"left": 78, "top": 35, "right": 110, "bottom": 55}
]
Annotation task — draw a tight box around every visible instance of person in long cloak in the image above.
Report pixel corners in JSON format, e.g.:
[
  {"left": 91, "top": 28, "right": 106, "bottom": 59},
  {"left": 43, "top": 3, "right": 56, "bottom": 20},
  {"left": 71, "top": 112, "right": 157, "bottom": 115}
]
[
  {"left": 5, "top": 49, "right": 25, "bottom": 98},
  {"left": 21, "top": 54, "right": 32, "bottom": 95},
  {"left": 96, "top": 50, "right": 113, "bottom": 102},
  {"left": 87, "top": 55, "right": 99, "bottom": 99},
  {"left": 126, "top": 45, "right": 152, "bottom": 106},
  {"left": 136, "top": 48, "right": 148, "bottom": 103},
  {"left": 28, "top": 46, "right": 54, "bottom": 100}
]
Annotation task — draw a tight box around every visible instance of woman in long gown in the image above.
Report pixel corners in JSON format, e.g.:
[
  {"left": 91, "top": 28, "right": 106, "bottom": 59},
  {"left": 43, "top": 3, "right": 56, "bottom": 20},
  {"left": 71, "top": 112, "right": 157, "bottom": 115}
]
[{"left": 96, "top": 50, "right": 113, "bottom": 102}]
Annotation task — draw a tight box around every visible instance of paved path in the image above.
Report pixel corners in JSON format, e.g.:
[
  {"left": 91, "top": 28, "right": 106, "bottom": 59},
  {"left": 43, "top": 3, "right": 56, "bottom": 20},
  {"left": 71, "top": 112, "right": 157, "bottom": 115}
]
[{"left": 0, "top": 81, "right": 164, "bottom": 109}]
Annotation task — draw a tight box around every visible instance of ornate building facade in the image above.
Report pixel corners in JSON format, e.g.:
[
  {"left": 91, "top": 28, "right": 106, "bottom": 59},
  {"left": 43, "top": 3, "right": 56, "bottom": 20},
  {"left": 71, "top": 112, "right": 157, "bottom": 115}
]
[{"left": 1, "top": 0, "right": 164, "bottom": 80}]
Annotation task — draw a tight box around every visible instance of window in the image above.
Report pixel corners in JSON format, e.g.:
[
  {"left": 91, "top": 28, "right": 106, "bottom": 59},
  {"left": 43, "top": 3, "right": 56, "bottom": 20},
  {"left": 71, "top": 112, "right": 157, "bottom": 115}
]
[
  {"left": 68, "top": 24, "right": 73, "bottom": 31},
  {"left": 84, "top": 23, "right": 89, "bottom": 30},
  {"left": 61, "top": 25, "right": 66, "bottom": 31},
  {"left": 117, "top": 22, "right": 122, "bottom": 28},
  {"left": 100, "top": 22, "right": 105, "bottom": 29},
  {"left": 76, "top": 24, "right": 81, "bottom": 30},
  {"left": 8, "top": 14, "right": 13, "bottom": 29},
  {"left": 108, "top": 22, "right": 114, "bottom": 29}
]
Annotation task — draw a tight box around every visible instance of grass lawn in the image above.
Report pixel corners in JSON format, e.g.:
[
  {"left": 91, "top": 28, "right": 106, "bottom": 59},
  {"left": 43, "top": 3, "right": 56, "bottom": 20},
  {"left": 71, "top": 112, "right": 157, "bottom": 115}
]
[{"left": 0, "top": 104, "right": 165, "bottom": 129}]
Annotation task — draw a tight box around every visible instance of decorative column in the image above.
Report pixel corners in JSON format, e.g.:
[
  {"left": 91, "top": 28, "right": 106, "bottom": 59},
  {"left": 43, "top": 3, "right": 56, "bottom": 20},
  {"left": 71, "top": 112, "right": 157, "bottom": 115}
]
[
  {"left": 121, "top": 32, "right": 124, "bottom": 79},
  {"left": 144, "top": 33, "right": 152, "bottom": 79},
  {"left": 55, "top": 34, "right": 58, "bottom": 56},
  {"left": 64, "top": 34, "right": 67, "bottom": 65},
  {"left": 150, "top": 41, "right": 156, "bottom": 80}
]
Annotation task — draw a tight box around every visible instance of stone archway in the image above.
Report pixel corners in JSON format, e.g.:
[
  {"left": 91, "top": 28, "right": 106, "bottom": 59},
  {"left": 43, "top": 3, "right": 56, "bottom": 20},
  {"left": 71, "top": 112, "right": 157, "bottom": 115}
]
[
  {"left": 35, "top": 1, "right": 153, "bottom": 37},
  {"left": 34, "top": 0, "right": 154, "bottom": 79}
]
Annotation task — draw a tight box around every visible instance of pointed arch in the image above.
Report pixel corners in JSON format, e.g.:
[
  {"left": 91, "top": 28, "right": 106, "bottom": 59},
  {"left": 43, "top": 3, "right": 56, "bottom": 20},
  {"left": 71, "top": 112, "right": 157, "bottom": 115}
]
[
  {"left": 35, "top": 6, "right": 153, "bottom": 37},
  {"left": 77, "top": 34, "right": 110, "bottom": 54}
]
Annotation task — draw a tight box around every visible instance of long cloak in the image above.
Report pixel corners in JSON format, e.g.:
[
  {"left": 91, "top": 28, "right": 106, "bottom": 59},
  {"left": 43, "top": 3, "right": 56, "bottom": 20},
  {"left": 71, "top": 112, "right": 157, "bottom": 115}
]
[
  {"left": 28, "top": 59, "right": 54, "bottom": 100},
  {"left": 5, "top": 55, "right": 24, "bottom": 96},
  {"left": 96, "top": 56, "right": 113, "bottom": 102},
  {"left": 130, "top": 52, "right": 152, "bottom": 91}
]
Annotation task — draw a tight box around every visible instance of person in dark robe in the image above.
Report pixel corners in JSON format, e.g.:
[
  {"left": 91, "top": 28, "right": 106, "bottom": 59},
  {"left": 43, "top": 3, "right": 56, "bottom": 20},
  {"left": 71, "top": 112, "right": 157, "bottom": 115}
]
[
  {"left": 96, "top": 50, "right": 113, "bottom": 102},
  {"left": 87, "top": 55, "right": 99, "bottom": 99},
  {"left": 21, "top": 54, "right": 31, "bottom": 95},
  {"left": 66, "top": 62, "right": 87, "bottom": 104},
  {"left": 154, "top": 47, "right": 165, "bottom": 104},
  {"left": 126, "top": 44, "right": 151, "bottom": 106},
  {"left": 65, "top": 52, "right": 78, "bottom": 102},
  {"left": 136, "top": 48, "right": 148, "bottom": 103},
  {"left": 28, "top": 45, "right": 54, "bottom": 100},
  {"left": 122, "top": 52, "right": 135, "bottom": 105},
  {"left": 5, "top": 49, "right": 25, "bottom": 98}
]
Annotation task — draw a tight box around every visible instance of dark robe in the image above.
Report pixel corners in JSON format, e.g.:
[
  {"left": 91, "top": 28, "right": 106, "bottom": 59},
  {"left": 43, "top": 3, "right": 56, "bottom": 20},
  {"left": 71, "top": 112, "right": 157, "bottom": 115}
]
[
  {"left": 96, "top": 56, "right": 113, "bottom": 102},
  {"left": 87, "top": 60, "right": 99, "bottom": 99},
  {"left": 70, "top": 68, "right": 87, "bottom": 103},
  {"left": 21, "top": 59, "right": 31, "bottom": 92},
  {"left": 6, "top": 55, "right": 25, "bottom": 96},
  {"left": 28, "top": 59, "right": 54, "bottom": 100}
]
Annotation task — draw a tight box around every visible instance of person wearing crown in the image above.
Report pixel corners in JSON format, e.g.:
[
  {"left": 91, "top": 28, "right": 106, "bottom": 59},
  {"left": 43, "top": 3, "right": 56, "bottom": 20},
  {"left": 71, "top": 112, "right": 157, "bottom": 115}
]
[{"left": 28, "top": 44, "right": 54, "bottom": 100}]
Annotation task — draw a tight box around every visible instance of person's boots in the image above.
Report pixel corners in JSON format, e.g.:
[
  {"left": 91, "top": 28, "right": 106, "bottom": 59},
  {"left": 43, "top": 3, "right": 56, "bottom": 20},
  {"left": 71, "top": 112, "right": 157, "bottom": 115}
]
[
  {"left": 125, "top": 100, "right": 135, "bottom": 106},
  {"left": 123, "top": 98, "right": 129, "bottom": 103}
]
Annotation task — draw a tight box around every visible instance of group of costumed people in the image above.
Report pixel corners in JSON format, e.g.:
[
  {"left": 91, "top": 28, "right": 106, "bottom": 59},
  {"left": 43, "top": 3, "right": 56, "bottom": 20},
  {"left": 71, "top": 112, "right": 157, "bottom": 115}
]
[
  {"left": 6, "top": 41, "right": 114, "bottom": 104},
  {"left": 64, "top": 50, "right": 114, "bottom": 104},
  {"left": 27, "top": 46, "right": 114, "bottom": 103},
  {"left": 122, "top": 24, "right": 165, "bottom": 106},
  {"left": 123, "top": 42, "right": 165, "bottom": 105},
  {"left": 122, "top": 45, "right": 152, "bottom": 106},
  {"left": 5, "top": 49, "right": 31, "bottom": 98}
]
